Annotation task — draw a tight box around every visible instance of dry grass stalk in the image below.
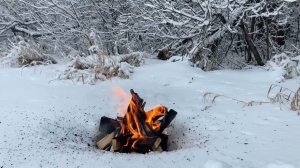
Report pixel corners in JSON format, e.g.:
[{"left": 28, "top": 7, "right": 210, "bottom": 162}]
[
  {"left": 290, "top": 88, "right": 300, "bottom": 114},
  {"left": 267, "top": 84, "right": 294, "bottom": 104},
  {"left": 202, "top": 92, "right": 270, "bottom": 111}
]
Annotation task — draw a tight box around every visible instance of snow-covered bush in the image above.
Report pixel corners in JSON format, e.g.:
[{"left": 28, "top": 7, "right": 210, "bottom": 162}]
[
  {"left": 284, "top": 56, "right": 300, "bottom": 79},
  {"left": 0, "top": 40, "right": 56, "bottom": 67},
  {"left": 266, "top": 53, "right": 300, "bottom": 82},
  {"left": 59, "top": 52, "right": 143, "bottom": 84}
]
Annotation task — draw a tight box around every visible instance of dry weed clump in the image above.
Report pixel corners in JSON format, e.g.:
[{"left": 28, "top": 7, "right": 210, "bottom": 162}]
[
  {"left": 290, "top": 88, "right": 300, "bottom": 112},
  {"left": 17, "top": 47, "right": 57, "bottom": 67},
  {"left": 59, "top": 52, "right": 144, "bottom": 84},
  {"left": 0, "top": 40, "right": 56, "bottom": 67},
  {"left": 267, "top": 84, "right": 300, "bottom": 114}
]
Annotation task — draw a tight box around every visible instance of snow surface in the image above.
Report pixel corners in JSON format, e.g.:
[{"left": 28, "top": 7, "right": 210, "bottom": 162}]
[{"left": 0, "top": 59, "right": 300, "bottom": 168}]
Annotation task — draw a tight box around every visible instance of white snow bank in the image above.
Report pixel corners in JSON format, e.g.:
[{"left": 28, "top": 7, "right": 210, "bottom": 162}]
[{"left": 0, "top": 59, "right": 300, "bottom": 168}]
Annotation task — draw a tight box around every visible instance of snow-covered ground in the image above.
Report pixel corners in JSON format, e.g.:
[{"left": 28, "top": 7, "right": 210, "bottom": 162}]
[{"left": 0, "top": 59, "right": 300, "bottom": 168}]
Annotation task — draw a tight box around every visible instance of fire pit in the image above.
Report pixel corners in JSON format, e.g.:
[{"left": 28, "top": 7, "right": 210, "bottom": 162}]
[{"left": 96, "top": 89, "right": 177, "bottom": 153}]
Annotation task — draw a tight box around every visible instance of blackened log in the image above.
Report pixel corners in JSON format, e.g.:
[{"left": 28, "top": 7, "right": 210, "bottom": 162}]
[
  {"left": 119, "top": 137, "right": 134, "bottom": 153},
  {"left": 99, "top": 116, "right": 120, "bottom": 134},
  {"left": 113, "top": 134, "right": 132, "bottom": 152},
  {"left": 94, "top": 132, "right": 106, "bottom": 144},
  {"left": 159, "top": 134, "right": 169, "bottom": 151},
  {"left": 159, "top": 109, "right": 177, "bottom": 132}
]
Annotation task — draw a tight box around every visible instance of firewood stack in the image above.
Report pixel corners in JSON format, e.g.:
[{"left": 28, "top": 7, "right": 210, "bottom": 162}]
[{"left": 95, "top": 89, "right": 177, "bottom": 153}]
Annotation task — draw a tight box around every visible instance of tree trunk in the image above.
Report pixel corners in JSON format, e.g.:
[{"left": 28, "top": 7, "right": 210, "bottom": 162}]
[
  {"left": 297, "top": 15, "right": 300, "bottom": 50},
  {"left": 248, "top": 17, "right": 256, "bottom": 62},
  {"left": 264, "top": 19, "right": 270, "bottom": 60},
  {"left": 240, "top": 21, "right": 265, "bottom": 66}
]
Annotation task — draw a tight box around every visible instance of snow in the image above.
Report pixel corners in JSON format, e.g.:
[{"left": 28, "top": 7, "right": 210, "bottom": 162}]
[
  {"left": 266, "top": 162, "right": 295, "bottom": 168},
  {"left": 204, "top": 160, "right": 231, "bottom": 168},
  {"left": 1, "top": 59, "right": 300, "bottom": 168}
]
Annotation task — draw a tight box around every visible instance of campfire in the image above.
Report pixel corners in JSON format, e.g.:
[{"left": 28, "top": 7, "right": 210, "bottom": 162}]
[{"left": 96, "top": 89, "right": 177, "bottom": 153}]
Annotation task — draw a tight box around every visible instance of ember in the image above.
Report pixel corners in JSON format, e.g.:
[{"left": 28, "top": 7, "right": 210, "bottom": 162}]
[{"left": 96, "top": 89, "right": 177, "bottom": 153}]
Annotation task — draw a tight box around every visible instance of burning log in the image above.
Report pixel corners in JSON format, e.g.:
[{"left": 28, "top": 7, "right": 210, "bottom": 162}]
[
  {"left": 96, "top": 131, "right": 115, "bottom": 149},
  {"left": 110, "top": 138, "right": 122, "bottom": 152},
  {"left": 96, "top": 89, "right": 177, "bottom": 153}
]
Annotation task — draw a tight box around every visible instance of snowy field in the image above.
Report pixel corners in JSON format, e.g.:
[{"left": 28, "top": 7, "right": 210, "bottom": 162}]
[{"left": 0, "top": 59, "right": 300, "bottom": 168}]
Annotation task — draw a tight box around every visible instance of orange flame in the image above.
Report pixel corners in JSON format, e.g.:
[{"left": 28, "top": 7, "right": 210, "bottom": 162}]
[
  {"left": 145, "top": 106, "right": 167, "bottom": 132},
  {"left": 113, "top": 87, "right": 168, "bottom": 151}
]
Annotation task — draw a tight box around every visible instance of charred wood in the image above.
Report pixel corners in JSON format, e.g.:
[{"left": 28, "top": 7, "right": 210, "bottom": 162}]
[
  {"left": 99, "top": 116, "right": 120, "bottom": 134},
  {"left": 159, "top": 109, "right": 177, "bottom": 132}
]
